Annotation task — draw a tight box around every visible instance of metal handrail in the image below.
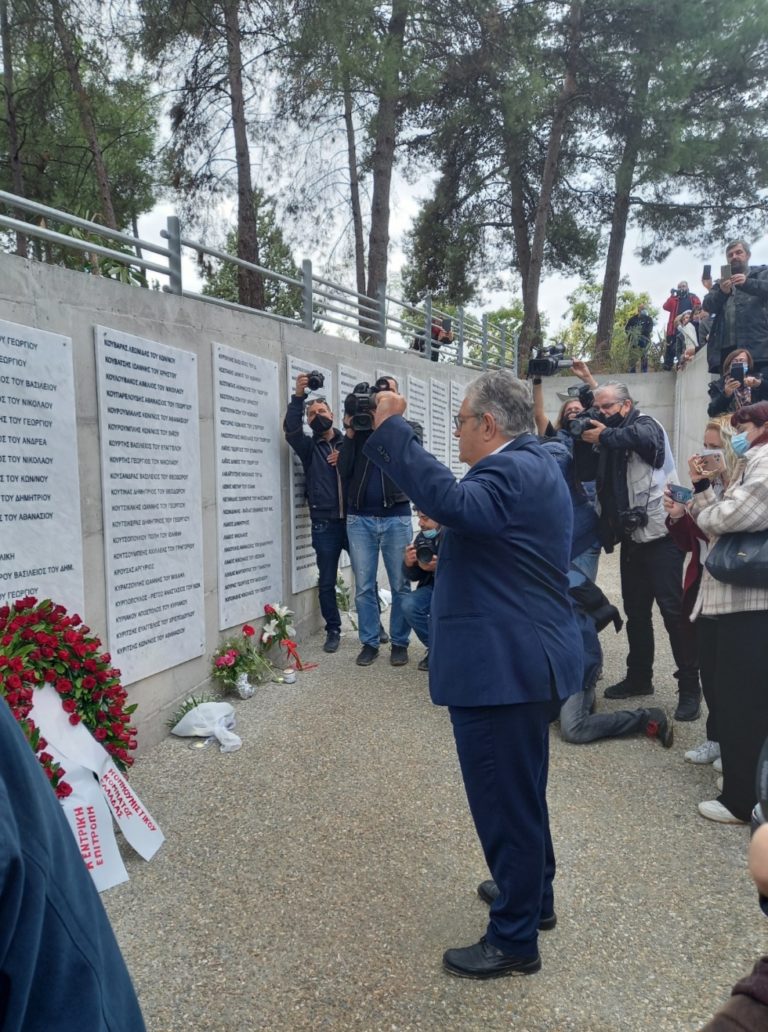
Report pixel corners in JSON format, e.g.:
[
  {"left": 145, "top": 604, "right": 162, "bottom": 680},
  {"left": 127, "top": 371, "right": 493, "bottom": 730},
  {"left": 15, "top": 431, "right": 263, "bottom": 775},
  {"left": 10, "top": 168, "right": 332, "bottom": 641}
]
[{"left": 0, "top": 188, "right": 519, "bottom": 371}]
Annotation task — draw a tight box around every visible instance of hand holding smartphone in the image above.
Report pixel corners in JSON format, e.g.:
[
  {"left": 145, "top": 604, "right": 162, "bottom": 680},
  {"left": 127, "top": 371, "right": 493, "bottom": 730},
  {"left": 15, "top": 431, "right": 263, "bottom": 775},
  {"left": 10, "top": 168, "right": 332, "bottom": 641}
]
[
  {"left": 696, "top": 448, "right": 725, "bottom": 477},
  {"left": 667, "top": 483, "right": 693, "bottom": 504}
]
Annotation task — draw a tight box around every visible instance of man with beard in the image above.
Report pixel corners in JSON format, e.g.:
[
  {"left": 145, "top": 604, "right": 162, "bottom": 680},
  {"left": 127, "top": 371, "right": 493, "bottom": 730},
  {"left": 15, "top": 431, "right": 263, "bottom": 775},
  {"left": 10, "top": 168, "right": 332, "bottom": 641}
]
[
  {"left": 579, "top": 382, "right": 701, "bottom": 722},
  {"left": 704, "top": 240, "right": 768, "bottom": 375},
  {"left": 662, "top": 281, "right": 700, "bottom": 370}
]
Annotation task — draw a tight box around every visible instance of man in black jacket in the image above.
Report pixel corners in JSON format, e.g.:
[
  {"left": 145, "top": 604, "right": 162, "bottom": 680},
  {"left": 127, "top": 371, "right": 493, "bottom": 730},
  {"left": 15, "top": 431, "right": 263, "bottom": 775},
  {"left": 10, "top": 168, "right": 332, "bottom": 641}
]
[
  {"left": 284, "top": 373, "right": 347, "bottom": 653},
  {"left": 338, "top": 376, "right": 415, "bottom": 667},
  {"left": 579, "top": 382, "right": 700, "bottom": 721},
  {"left": 704, "top": 240, "right": 768, "bottom": 374}
]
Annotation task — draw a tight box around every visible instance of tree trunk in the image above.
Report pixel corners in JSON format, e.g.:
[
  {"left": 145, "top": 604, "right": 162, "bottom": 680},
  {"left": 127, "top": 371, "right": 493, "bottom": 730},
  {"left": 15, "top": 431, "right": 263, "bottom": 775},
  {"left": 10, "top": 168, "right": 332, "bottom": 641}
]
[
  {"left": 519, "top": 0, "right": 582, "bottom": 353},
  {"left": 365, "top": 0, "right": 408, "bottom": 303},
  {"left": 343, "top": 77, "right": 366, "bottom": 299},
  {"left": 222, "top": 0, "right": 264, "bottom": 309},
  {"left": 0, "top": 0, "right": 26, "bottom": 255},
  {"left": 595, "top": 61, "right": 652, "bottom": 363},
  {"left": 49, "top": 0, "right": 118, "bottom": 230}
]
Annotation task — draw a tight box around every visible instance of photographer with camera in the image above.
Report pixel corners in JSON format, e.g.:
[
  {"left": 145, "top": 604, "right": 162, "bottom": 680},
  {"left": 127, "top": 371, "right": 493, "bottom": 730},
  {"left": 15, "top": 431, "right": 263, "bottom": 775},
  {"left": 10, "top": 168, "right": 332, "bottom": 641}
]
[
  {"left": 284, "top": 372, "right": 347, "bottom": 654},
  {"left": 704, "top": 240, "right": 768, "bottom": 375},
  {"left": 662, "top": 281, "right": 700, "bottom": 370},
  {"left": 707, "top": 348, "right": 768, "bottom": 418},
  {"left": 337, "top": 376, "right": 416, "bottom": 667},
  {"left": 411, "top": 317, "right": 453, "bottom": 362},
  {"left": 577, "top": 382, "right": 701, "bottom": 721},
  {"left": 401, "top": 511, "right": 441, "bottom": 671}
]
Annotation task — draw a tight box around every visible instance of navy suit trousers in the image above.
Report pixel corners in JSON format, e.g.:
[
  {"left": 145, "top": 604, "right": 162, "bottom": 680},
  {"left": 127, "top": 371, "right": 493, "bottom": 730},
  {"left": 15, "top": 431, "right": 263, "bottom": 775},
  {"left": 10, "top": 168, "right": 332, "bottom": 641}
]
[{"left": 449, "top": 700, "right": 556, "bottom": 956}]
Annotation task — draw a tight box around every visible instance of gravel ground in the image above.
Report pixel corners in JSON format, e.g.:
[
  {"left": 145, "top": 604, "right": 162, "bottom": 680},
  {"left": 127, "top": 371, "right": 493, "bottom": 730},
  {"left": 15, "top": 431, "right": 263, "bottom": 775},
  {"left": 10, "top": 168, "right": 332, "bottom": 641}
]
[{"left": 104, "top": 551, "right": 764, "bottom": 1032}]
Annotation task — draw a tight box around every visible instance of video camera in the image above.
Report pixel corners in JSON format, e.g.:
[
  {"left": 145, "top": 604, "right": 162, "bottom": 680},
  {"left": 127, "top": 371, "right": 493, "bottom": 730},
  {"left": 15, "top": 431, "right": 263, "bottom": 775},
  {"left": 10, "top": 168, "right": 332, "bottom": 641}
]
[
  {"left": 344, "top": 376, "right": 394, "bottom": 432},
  {"left": 567, "top": 407, "right": 604, "bottom": 439},
  {"left": 527, "top": 343, "right": 573, "bottom": 378}
]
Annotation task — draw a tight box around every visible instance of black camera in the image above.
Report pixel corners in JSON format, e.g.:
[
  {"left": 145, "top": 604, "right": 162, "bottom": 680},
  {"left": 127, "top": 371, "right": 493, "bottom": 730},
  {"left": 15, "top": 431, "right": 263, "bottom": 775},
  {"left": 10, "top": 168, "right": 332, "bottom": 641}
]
[
  {"left": 527, "top": 343, "right": 573, "bottom": 378},
  {"left": 344, "top": 378, "right": 394, "bottom": 432},
  {"left": 414, "top": 532, "right": 438, "bottom": 565},
  {"left": 306, "top": 370, "right": 325, "bottom": 392},
  {"left": 567, "top": 407, "right": 603, "bottom": 439},
  {"left": 619, "top": 507, "right": 649, "bottom": 534},
  {"left": 669, "top": 288, "right": 678, "bottom": 297}
]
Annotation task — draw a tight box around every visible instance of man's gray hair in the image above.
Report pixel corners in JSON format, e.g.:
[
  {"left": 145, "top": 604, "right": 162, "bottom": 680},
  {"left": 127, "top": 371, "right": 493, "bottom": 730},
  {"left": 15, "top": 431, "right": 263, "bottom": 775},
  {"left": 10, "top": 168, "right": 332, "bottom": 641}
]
[
  {"left": 465, "top": 370, "right": 533, "bottom": 437},
  {"left": 726, "top": 239, "right": 751, "bottom": 257},
  {"left": 594, "top": 381, "right": 633, "bottom": 405}
]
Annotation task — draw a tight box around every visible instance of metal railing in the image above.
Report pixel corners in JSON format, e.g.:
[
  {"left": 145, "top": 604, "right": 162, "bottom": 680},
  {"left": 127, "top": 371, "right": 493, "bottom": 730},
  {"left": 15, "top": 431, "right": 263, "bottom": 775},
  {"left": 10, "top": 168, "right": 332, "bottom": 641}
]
[{"left": 0, "top": 190, "right": 518, "bottom": 371}]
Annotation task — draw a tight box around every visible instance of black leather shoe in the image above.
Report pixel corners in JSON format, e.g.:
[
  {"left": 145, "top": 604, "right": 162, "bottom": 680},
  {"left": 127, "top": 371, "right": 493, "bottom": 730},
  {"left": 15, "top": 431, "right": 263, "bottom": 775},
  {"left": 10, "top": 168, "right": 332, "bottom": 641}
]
[
  {"left": 443, "top": 937, "right": 541, "bottom": 979},
  {"left": 356, "top": 644, "right": 379, "bottom": 666},
  {"left": 477, "top": 881, "right": 557, "bottom": 930},
  {"left": 674, "top": 694, "right": 701, "bottom": 722},
  {"left": 323, "top": 631, "right": 341, "bottom": 654},
  {"left": 417, "top": 652, "right": 429, "bottom": 671},
  {"left": 604, "top": 678, "right": 653, "bottom": 700}
]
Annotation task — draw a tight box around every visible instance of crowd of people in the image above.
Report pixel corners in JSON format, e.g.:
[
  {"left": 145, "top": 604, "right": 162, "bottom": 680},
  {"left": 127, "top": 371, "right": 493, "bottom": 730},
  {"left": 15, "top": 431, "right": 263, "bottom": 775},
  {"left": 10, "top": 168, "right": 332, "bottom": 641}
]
[
  {"left": 624, "top": 238, "right": 768, "bottom": 375},
  {"left": 280, "top": 238, "right": 768, "bottom": 991}
]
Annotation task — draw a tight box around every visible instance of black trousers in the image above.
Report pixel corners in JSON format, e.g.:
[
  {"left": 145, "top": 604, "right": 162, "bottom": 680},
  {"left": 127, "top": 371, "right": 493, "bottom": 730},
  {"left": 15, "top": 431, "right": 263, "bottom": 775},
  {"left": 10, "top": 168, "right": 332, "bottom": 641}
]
[
  {"left": 700, "top": 611, "right": 768, "bottom": 822},
  {"left": 697, "top": 617, "right": 720, "bottom": 742},
  {"left": 619, "top": 535, "right": 699, "bottom": 692}
]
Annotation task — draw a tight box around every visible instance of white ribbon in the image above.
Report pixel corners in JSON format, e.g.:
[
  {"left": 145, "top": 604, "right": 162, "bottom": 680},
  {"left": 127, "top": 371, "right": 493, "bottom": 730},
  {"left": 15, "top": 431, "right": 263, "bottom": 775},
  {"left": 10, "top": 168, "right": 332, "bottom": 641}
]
[{"left": 29, "top": 683, "right": 164, "bottom": 890}]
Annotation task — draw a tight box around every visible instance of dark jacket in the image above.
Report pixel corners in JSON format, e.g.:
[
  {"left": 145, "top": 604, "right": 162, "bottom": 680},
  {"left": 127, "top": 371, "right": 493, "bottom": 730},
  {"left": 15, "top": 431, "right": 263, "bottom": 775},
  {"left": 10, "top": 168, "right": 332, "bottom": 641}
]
[
  {"left": 363, "top": 417, "right": 583, "bottom": 706},
  {"left": 707, "top": 374, "right": 768, "bottom": 418},
  {"left": 283, "top": 396, "right": 345, "bottom": 519},
  {"left": 539, "top": 439, "right": 599, "bottom": 559},
  {"left": 625, "top": 313, "right": 654, "bottom": 348},
  {"left": 594, "top": 408, "right": 665, "bottom": 551},
  {"left": 704, "top": 265, "right": 768, "bottom": 372},
  {"left": 337, "top": 428, "right": 411, "bottom": 515}
]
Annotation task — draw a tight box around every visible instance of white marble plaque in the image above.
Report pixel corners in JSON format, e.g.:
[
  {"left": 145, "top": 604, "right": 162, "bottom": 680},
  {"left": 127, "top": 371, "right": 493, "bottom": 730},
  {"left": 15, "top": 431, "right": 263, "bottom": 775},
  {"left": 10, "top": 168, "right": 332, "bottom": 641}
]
[
  {"left": 95, "top": 327, "right": 205, "bottom": 685},
  {"left": 406, "top": 374, "right": 429, "bottom": 452},
  {"left": 0, "top": 320, "right": 84, "bottom": 613},
  {"left": 285, "top": 356, "right": 334, "bottom": 595},
  {"left": 213, "top": 344, "right": 283, "bottom": 629},
  {"left": 429, "top": 379, "right": 450, "bottom": 466},
  {"left": 450, "top": 381, "right": 465, "bottom": 478}
]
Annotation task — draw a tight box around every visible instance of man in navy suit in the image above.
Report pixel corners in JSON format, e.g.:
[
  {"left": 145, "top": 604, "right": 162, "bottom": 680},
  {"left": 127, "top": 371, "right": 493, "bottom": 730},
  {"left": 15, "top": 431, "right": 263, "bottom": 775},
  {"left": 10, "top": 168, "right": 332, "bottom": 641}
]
[{"left": 365, "top": 370, "right": 583, "bottom": 979}]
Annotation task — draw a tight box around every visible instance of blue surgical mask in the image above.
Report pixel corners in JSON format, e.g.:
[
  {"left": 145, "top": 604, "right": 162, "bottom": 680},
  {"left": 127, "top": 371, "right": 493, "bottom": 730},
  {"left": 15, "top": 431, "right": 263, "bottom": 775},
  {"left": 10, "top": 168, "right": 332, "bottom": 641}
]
[
  {"left": 421, "top": 528, "right": 439, "bottom": 538},
  {"left": 731, "top": 431, "right": 751, "bottom": 457}
]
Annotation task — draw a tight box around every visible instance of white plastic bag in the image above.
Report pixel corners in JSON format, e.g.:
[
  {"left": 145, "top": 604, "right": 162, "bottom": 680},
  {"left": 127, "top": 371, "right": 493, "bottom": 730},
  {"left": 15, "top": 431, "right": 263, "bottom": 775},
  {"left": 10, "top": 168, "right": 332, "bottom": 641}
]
[{"left": 171, "top": 702, "right": 242, "bottom": 753}]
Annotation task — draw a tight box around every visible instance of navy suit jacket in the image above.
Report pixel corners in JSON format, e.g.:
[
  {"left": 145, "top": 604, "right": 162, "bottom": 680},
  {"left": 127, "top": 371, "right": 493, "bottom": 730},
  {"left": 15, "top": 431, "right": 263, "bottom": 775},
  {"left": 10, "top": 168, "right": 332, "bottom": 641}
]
[{"left": 364, "top": 417, "right": 583, "bottom": 707}]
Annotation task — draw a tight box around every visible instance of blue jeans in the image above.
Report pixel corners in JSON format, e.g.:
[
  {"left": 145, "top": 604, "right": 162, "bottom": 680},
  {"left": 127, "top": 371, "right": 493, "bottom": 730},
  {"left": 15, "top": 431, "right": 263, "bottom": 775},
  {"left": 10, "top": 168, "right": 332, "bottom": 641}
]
[
  {"left": 346, "top": 515, "right": 413, "bottom": 647},
  {"left": 400, "top": 585, "right": 432, "bottom": 648},
  {"left": 311, "top": 518, "right": 348, "bottom": 633},
  {"left": 559, "top": 684, "right": 647, "bottom": 744},
  {"left": 572, "top": 544, "right": 600, "bottom": 584}
]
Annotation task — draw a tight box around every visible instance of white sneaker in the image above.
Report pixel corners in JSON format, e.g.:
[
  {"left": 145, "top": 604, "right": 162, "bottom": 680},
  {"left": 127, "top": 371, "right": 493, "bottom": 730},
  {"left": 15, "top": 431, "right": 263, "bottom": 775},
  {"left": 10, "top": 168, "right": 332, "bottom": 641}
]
[
  {"left": 698, "top": 799, "right": 745, "bottom": 824},
  {"left": 713, "top": 757, "right": 723, "bottom": 773},
  {"left": 716, "top": 776, "right": 724, "bottom": 791},
  {"left": 684, "top": 740, "right": 721, "bottom": 765}
]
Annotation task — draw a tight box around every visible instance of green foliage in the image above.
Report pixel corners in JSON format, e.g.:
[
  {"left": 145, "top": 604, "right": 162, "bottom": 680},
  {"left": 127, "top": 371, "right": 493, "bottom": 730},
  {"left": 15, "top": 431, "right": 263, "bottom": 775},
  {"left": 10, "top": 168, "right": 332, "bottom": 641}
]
[
  {"left": 200, "top": 192, "right": 305, "bottom": 319},
  {"left": 560, "top": 282, "right": 664, "bottom": 373},
  {"left": 0, "top": 22, "right": 157, "bottom": 233}
]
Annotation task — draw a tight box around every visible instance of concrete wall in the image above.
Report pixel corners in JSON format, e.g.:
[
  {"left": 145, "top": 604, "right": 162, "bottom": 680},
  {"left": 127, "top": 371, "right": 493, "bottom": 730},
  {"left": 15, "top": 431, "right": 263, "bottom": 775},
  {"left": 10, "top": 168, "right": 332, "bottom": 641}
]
[
  {"left": 0, "top": 253, "right": 476, "bottom": 749},
  {"left": 537, "top": 370, "right": 676, "bottom": 439}
]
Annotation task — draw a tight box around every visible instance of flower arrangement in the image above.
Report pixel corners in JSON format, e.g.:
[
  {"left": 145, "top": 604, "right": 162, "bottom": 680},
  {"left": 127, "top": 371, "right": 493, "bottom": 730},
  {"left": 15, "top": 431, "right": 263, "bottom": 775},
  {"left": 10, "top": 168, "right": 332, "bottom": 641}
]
[
  {"left": 0, "top": 596, "right": 138, "bottom": 798},
  {"left": 259, "top": 604, "right": 295, "bottom": 649},
  {"left": 211, "top": 623, "right": 276, "bottom": 693}
]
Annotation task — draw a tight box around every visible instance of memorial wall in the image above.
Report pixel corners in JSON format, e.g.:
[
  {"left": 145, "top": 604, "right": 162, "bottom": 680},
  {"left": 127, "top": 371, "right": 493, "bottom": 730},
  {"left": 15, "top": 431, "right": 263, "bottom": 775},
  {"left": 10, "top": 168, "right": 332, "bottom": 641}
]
[{"left": 0, "top": 253, "right": 479, "bottom": 747}]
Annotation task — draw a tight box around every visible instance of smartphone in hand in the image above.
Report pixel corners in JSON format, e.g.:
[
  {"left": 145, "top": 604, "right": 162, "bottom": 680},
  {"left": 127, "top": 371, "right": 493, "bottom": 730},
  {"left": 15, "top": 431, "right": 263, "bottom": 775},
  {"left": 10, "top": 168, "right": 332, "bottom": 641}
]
[{"left": 668, "top": 484, "right": 693, "bottom": 504}]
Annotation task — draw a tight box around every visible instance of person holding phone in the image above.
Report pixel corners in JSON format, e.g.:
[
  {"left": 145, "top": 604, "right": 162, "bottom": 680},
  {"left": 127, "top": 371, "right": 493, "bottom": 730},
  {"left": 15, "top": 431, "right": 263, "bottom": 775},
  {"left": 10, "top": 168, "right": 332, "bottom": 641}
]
[
  {"left": 664, "top": 416, "right": 739, "bottom": 774},
  {"left": 707, "top": 348, "right": 768, "bottom": 417},
  {"left": 704, "top": 240, "right": 768, "bottom": 375},
  {"left": 662, "top": 280, "right": 700, "bottom": 369},
  {"left": 681, "top": 402, "right": 768, "bottom": 823}
]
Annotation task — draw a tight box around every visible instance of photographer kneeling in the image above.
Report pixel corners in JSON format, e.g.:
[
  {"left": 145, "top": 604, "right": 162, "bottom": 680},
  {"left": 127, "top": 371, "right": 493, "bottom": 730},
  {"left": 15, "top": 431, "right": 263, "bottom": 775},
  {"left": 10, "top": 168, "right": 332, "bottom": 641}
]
[
  {"left": 402, "top": 511, "right": 441, "bottom": 672},
  {"left": 577, "top": 382, "right": 701, "bottom": 721}
]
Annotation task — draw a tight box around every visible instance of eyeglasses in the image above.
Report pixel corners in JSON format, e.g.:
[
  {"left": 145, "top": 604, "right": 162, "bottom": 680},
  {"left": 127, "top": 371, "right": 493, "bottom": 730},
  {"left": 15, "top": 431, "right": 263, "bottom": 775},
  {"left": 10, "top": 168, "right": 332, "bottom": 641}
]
[{"left": 453, "top": 413, "right": 480, "bottom": 430}]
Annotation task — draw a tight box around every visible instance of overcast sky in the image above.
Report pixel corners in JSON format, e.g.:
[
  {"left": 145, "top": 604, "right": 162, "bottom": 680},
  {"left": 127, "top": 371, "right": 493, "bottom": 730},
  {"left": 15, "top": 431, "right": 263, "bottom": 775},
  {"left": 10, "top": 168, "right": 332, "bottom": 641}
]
[{"left": 139, "top": 182, "right": 768, "bottom": 344}]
